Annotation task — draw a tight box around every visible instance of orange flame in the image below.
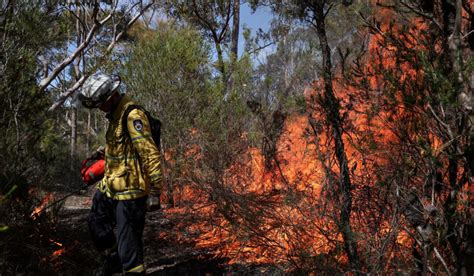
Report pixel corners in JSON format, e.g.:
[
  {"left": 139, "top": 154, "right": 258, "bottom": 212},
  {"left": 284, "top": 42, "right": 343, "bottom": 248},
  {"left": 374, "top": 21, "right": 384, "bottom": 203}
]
[
  {"left": 49, "top": 239, "right": 63, "bottom": 247},
  {"left": 160, "top": 1, "right": 471, "bottom": 270},
  {"left": 52, "top": 248, "right": 66, "bottom": 258},
  {"left": 30, "top": 193, "right": 54, "bottom": 219},
  {"left": 48, "top": 238, "right": 66, "bottom": 259},
  {"left": 174, "top": 8, "right": 432, "bottom": 267}
]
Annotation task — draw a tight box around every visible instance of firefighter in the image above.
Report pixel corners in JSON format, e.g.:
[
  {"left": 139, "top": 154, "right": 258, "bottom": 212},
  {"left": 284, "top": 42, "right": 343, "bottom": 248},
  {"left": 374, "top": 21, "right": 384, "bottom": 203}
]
[{"left": 76, "top": 73, "right": 162, "bottom": 275}]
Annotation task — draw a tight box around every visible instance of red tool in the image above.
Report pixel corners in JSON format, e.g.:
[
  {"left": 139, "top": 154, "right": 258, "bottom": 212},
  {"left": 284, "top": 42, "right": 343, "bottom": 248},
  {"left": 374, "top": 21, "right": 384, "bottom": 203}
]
[{"left": 81, "top": 158, "right": 105, "bottom": 185}]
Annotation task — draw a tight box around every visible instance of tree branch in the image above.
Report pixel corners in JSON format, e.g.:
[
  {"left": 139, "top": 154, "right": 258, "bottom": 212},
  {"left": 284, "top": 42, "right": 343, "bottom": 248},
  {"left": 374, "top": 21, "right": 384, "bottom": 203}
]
[
  {"left": 427, "top": 104, "right": 454, "bottom": 140},
  {"left": 247, "top": 41, "right": 275, "bottom": 55},
  {"left": 48, "top": 74, "right": 89, "bottom": 111},
  {"left": 191, "top": 0, "right": 221, "bottom": 42},
  {"left": 38, "top": 3, "right": 106, "bottom": 94},
  {"left": 217, "top": 1, "right": 232, "bottom": 42},
  {"left": 106, "top": 2, "right": 155, "bottom": 52},
  {"left": 434, "top": 246, "right": 452, "bottom": 276},
  {"left": 399, "top": 0, "right": 443, "bottom": 32},
  {"left": 47, "top": 1, "right": 155, "bottom": 111}
]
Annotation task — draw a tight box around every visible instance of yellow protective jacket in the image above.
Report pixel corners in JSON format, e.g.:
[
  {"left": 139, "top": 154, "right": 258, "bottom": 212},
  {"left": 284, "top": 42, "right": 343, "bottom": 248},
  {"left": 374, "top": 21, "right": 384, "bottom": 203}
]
[{"left": 98, "top": 95, "right": 162, "bottom": 200}]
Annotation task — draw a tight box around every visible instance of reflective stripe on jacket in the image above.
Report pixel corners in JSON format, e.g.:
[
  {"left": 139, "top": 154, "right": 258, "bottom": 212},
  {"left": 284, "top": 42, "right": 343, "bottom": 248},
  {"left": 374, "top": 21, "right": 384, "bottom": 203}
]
[{"left": 98, "top": 95, "right": 162, "bottom": 200}]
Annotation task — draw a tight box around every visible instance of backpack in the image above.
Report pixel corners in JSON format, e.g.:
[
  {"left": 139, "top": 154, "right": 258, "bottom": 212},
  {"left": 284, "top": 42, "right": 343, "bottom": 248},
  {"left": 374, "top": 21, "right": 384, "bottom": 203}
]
[{"left": 122, "top": 104, "right": 162, "bottom": 149}]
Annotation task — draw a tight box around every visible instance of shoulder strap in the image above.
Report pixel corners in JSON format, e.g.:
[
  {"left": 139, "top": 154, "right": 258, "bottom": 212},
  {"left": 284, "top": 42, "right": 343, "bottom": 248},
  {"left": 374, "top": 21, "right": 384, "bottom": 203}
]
[{"left": 121, "top": 104, "right": 144, "bottom": 165}]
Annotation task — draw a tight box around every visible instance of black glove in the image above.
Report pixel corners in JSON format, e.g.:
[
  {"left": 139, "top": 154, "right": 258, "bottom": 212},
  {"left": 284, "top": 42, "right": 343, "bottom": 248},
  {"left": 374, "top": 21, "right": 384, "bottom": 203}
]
[
  {"left": 90, "top": 146, "right": 105, "bottom": 160},
  {"left": 147, "top": 188, "right": 161, "bottom": 211},
  {"left": 147, "top": 196, "right": 160, "bottom": 212}
]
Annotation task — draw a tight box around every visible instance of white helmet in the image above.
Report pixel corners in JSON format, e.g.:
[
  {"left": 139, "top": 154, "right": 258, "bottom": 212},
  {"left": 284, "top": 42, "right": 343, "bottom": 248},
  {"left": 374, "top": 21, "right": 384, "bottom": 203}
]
[{"left": 76, "top": 73, "right": 121, "bottom": 108}]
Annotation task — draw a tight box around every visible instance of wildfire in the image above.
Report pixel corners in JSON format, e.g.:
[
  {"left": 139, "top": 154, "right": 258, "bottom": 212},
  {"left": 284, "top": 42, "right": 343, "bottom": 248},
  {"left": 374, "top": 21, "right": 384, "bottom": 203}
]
[
  {"left": 163, "top": 3, "right": 441, "bottom": 269},
  {"left": 52, "top": 248, "right": 66, "bottom": 258},
  {"left": 30, "top": 193, "right": 54, "bottom": 219},
  {"left": 165, "top": 112, "right": 347, "bottom": 267}
]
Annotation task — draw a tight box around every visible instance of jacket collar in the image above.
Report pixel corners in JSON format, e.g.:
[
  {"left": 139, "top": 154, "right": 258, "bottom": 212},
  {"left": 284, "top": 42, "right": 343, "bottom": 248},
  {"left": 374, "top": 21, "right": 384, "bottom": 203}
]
[{"left": 106, "top": 95, "right": 133, "bottom": 121}]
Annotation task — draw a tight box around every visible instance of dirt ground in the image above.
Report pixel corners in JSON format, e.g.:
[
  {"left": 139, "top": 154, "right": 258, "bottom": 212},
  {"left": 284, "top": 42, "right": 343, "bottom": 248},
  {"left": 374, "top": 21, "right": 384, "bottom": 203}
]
[{"left": 46, "top": 190, "right": 283, "bottom": 276}]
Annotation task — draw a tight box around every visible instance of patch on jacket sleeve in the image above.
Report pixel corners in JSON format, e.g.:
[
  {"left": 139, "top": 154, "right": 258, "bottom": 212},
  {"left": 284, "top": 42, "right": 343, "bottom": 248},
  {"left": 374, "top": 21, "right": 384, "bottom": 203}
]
[{"left": 133, "top": 119, "right": 144, "bottom": 132}]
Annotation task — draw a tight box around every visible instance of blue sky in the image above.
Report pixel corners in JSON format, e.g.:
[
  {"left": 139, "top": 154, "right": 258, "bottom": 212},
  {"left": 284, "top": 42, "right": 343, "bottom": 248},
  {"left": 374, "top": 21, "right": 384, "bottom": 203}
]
[{"left": 238, "top": 3, "right": 274, "bottom": 59}]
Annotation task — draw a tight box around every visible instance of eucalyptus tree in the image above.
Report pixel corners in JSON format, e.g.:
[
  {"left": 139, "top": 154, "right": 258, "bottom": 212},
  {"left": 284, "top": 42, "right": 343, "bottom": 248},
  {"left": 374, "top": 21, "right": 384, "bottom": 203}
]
[{"left": 164, "top": 0, "right": 241, "bottom": 95}]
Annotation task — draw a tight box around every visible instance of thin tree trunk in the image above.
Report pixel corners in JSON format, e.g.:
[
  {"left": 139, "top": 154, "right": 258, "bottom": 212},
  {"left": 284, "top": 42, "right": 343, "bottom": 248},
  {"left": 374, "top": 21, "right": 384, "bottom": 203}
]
[
  {"left": 225, "top": 0, "right": 240, "bottom": 97},
  {"left": 70, "top": 107, "right": 77, "bottom": 170},
  {"left": 86, "top": 109, "right": 91, "bottom": 153},
  {"left": 447, "top": 1, "right": 471, "bottom": 274},
  {"left": 70, "top": 5, "right": 82, "bottom": 170},
  {"left": 83, "top": 8, "right": 90, "bottom": 154},
  {"left": 230, "top": 0, "right": 240, "bottom": 61},
  {"left": 215, "top": 41, "right": 226, "bottom": 85},
  {"left": 313, "top": 3, "right": 360, "bottom": 271},
  {"left": 451, "top": 0, "right": 463, "bottom": 86},
  {"left": 160, "top": 140, "right": 174, "bottom": 207}
]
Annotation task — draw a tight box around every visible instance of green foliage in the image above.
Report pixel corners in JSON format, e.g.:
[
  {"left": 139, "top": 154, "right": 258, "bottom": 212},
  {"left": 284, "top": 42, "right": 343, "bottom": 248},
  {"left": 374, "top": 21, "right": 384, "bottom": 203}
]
[
  {"left": 122, "top": 23, "right": 213, "bottom": 147},
  {"left": 0, "top": 1, "right": 71, "bottom": 198},
  {"left": 124, "top": 23, "right": 207, "bottom": 179},
  {"left": 420, "top": 53, "right": 457, "bottom": 106},
  {"left": 253, "top": 33, "right": 315, "bottom": 111},
  {"left": 164, "top": 0, "right": 236, "bottom": 84},
  {"left": 466, "top": 55, "right": 474, "bottom": 72},
  {"left": 0, "top": 2, "right": 82, "bottom": 274},
  {"left": 229, "top": 54, "right": 254, "bottom": 97},
  {"left": 122, "top": 21, "right": 252, "bottom": 202}
]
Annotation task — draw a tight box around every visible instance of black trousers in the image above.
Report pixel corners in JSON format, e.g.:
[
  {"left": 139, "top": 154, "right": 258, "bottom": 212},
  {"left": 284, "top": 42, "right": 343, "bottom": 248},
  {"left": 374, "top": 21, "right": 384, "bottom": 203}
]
[{"left": 88, "top": 190, "right": 147, "bottom": 273}]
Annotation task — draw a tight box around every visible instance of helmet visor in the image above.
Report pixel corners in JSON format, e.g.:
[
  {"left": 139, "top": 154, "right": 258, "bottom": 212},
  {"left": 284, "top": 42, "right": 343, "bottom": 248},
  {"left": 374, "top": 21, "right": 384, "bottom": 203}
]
[
  {"left": 79, "top": 88, "right": 118, "bottom": 109},
  {"left": 77, "top": 93, "right": 102, "bottom": 108}
]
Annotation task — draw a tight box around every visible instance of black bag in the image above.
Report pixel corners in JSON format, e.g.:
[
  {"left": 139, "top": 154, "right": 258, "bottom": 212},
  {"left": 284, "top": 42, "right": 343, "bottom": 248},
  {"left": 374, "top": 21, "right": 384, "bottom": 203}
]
[{"left": 122, "top": 104, "right": 161, "bottom": 149}]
